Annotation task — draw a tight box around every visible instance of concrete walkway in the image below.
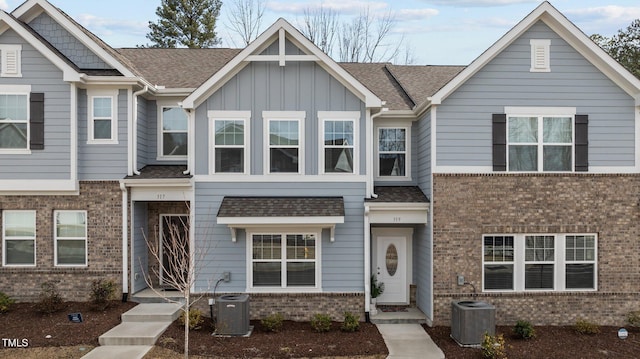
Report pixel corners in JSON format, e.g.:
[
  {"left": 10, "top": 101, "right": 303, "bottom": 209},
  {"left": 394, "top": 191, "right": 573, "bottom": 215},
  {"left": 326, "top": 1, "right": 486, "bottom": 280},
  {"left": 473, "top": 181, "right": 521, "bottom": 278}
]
[{"left": 377, "top": 323, "right": 445, "bottom": 359}]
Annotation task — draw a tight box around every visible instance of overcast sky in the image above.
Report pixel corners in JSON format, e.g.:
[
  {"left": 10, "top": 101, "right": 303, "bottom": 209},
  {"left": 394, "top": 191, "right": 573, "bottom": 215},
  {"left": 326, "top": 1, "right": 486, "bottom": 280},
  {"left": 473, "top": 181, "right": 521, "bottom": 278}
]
[{"left": 3, "top": 0, "right": 640, "bottom": 65}]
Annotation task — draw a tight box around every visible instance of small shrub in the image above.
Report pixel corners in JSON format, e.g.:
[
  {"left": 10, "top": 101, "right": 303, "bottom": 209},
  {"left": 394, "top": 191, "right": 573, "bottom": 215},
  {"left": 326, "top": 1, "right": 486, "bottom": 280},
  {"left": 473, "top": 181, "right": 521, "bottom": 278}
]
[
  {"left": 90, "top": 279, "right": 116, "bottom": 311},
  {"left": 513, "top": 319, "right": 535, "bottom": 339},
  {"left": 627, "top": 311, "right": 640, "bottom": 328},
  {"left": 179, "top": 308, "right": 203, "bottom": 330},
  {"left": 341, "top": 311, "right": 360, "bottom": 332},
  {"left": 310, "top": 313, "right": 332, "bottom": 333},
  {"left": 481, "top": 332, "right": 506, "bottom": 359},
  {"left": 261, "top": 313, "right": 284, "bottom": 332},
  {"left": 574, "top": 319, "right": 600, "bottom": 334},
  {"left": 0, "top": 292, "right": 15, "bottom": 313},
  {"left": 37, "top": 281, "right": 64, "bottom": 314}
]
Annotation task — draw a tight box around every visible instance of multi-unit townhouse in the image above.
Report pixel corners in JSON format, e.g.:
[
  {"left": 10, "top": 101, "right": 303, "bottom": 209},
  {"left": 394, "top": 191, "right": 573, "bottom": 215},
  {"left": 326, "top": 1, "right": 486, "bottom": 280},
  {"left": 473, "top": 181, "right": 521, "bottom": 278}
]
[{"left": 0, "top": 0, "right": 638, "bottom": 325}]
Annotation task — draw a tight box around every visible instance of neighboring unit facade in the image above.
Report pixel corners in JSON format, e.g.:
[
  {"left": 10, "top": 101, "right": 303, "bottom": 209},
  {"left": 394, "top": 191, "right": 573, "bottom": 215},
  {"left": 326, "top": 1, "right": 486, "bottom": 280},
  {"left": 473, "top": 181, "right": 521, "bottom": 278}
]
[{"left": 0, "top": 0, "right": 638, "bottom": 325}]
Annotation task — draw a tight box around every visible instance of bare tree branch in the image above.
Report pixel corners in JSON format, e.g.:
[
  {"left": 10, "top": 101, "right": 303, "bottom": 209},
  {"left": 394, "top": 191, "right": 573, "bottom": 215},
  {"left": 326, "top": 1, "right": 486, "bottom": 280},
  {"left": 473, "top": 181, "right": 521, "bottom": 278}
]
[
  {"left": 299, "top": 5, "right": 339, "bottom": 55},
  {"left": 225, "top": 0, "right": 266, "bottom": 46}
]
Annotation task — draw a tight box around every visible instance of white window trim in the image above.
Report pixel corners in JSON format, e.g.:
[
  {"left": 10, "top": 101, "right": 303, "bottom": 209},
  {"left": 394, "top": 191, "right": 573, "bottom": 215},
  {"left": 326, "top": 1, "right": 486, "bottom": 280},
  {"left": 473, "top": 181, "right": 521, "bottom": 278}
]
[
  {"left": 208, "top": 111, "right": 251, "bottom": 175},
  {"left": 374, "top": 122, "right": 412, "bottom": 181},
  {"left": 157, "top": 105, "right": 188, "bottom": 160},
  {"left": 318, "top": 111, "right": 360, "bottom": 175},
  {"left": 54, "top": 210, "right": 88, "bottom": 267},
  {"left": 87, "top": 89, "right": 118, "bottom": 144},
  {"left": 246, "top": 226, "right": 322, "bottom": 293},
  {"left": 2, "top": 210, "right": 36, "bottom": 267},
  {"left": 505, "top": 107, "right": 576, "bottom": 173},
  {"left": 482, "top": 233, "right": 598, "bottom": 293},
  {"left": 0, "top": 44, "right": 22, "bottom": 77},
  {"left": 530, "top": 39, "right": 551, "bottom": 72},
  {"left": 263, "top": 111, "right": 305, "bottom": 175},
  {"left": 0, "top": 85, "right": 31, "bottom": 154}
]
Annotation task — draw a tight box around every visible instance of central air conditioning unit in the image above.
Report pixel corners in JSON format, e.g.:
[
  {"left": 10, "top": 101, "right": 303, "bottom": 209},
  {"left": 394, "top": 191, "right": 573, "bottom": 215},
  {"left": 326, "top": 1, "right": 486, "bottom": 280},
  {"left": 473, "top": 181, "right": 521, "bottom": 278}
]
[
  {"left": 451, "top": 300, "right": 496, "bottom": 347},
  {"left": 215, "top": 294, "right": 250, "bottom": 336}
]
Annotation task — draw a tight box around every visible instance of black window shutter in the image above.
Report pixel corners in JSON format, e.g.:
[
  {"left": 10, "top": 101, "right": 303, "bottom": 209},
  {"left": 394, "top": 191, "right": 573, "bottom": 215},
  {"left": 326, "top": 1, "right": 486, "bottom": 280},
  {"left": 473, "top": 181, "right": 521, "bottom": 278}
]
[
  {"left": 492, "top": 113, "right": 507, "bottom": 171},
  {"left": 30, "top": 92, "right": 45, "bottom": 150},
  {"left": 575, "top": 114, "right": 588, "bottom": 172}
]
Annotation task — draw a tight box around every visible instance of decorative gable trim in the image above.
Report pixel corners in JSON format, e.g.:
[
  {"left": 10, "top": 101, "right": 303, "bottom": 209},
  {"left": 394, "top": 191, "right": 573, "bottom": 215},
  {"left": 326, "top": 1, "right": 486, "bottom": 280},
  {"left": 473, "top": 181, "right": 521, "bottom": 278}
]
[
  {"left": 182, "top": 18, "right": 382, "bottom": 109},
  {"left": 0, "top": 44, "right": 22, "bottom": 77},
  {"left": 430, "top": 1, "right": 640, "bottom": 106}
]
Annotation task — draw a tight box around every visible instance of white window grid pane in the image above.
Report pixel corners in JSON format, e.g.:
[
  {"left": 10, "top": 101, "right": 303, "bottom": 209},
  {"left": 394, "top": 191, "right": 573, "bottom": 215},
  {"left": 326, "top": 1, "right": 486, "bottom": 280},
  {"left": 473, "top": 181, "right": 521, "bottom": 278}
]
[
  {"left": 270, "top": 120, "right": 299, "bottom": 146},
  {"left": 214, "top": 120, "right": 244, "bottom": 146},
  {"left": 483, "top": 236, "right": 514, "bottom": 262},
  {"left": 92, "top": 97, "right": 112, "bottom": 118},
  {"left": 565, "top": 235, "right": 596, "bottom": 262},
  {"left": 252, "top": 232, "right": 317, "bottom": 288},
  {"left": 379, "top": 128, "right": 406, "bottom": 153},
  {"left": 162, "top": 107, "right": 188, "bottom": 132},
  {"left": 0, "top": 94, "right": 28, "bottom": 122},
  {"left": 324, "top": 120, "right": 354, "bottom": 148},
  {"left": 525, "top": 235, "right": 555, "bottom": 262},
  {"left": 286, "top": 234, "right": 316, "bottom": 260}
]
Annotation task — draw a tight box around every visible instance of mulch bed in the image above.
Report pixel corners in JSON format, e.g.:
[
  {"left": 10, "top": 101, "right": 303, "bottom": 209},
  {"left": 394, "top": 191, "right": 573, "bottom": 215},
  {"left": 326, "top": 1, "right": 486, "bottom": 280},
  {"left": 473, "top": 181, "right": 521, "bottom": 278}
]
[
  {"left": 424, "top": 325, "right": 640, "bottom": 358},
  {"left": 157, "top": 318, "right": 389, "bottom": 358},
  {"left": 0, "top": 301, "right": 137, "bottom": 347}
]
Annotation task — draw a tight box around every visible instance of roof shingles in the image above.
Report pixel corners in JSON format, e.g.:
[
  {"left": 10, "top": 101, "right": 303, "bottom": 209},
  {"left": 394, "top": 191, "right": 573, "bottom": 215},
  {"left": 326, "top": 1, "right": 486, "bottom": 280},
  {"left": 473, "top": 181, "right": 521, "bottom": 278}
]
[{"left": 218, "top": 197, "right": 345, "bottom": 218}]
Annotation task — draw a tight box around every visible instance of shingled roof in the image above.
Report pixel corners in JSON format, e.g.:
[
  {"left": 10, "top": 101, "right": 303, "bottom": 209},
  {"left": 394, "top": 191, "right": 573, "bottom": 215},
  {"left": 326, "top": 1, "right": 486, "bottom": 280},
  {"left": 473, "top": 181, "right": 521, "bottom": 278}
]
[
  {"left": 365, "top": 186, "right": 430, "bottom": 203},
  {"left": 218, "top": 197, "right": 344, "bottom": 218},
  {"left": 339, "top": 63, "right": 415, "bottom": 111},
  {"left": 386, "top": 65, "right": 465, "bottom": 107}
]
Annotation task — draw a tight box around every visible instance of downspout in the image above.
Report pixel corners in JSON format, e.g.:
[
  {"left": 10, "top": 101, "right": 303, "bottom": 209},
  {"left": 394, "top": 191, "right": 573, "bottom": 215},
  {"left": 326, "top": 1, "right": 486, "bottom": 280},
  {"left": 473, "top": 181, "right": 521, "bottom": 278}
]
[
  {"left": 132, "top": 86, "right": 149, "bottom": 175},
  {"left": 119, "top": 181, "right": 129, "bottom": 301},
  {"left": 180, "top": 106, "right": 194, "bottom": 175},
  {"left": 368, "top": 106, "right": 389, "bottom": 199},
  {"left": 364, "top": 204, "right": 371, "bottom": 321}
]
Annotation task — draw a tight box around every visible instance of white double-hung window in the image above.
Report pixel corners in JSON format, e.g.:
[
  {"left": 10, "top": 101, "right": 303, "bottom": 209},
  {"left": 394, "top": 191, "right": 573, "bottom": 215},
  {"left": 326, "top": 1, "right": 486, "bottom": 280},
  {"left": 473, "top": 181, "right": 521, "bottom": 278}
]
[
  {"left": 319, "top": 111, "right": 358, "bottom": 174},
  {"left": 160, "top": 107, "right": 188, "bottom": 158},
  {"left": 483, "top": 233, "right": 597, "bottom": 292},
  {"left": 87, "top": 89, "right": 118, "bottom": 144},
  {"left": 264, "top": 111, "right": 304, "bottom": 174},
  {"left": 0, "top": 88, "right": 29, "bottom": 151},
  {"left": 506, "top": 107, "right": 574, "bottom": 172},
  {"left": 376, "top": 124, "right": 410, "bottom": 179},
  {"left": 209, "top": 111, "right": 250, "bottom": 174},
  {"left": 54, "top": 211, "right": 87, "bottom": 266},
  {"left": 2, "top": 210, "right": 36, "bottom": 266}
]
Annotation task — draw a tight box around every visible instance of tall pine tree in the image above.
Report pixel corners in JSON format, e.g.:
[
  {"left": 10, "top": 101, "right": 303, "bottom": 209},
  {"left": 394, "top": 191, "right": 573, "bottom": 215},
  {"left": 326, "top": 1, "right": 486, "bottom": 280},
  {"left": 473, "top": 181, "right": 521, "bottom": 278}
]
[{"left": 146, "top": 0, "right": 222, "bottom": 48}]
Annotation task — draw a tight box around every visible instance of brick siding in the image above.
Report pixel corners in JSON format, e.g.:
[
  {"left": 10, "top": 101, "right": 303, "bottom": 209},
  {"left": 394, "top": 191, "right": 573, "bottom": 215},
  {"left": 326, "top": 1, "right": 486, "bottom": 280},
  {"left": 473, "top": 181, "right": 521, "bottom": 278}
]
[
  {"left": 432, "top": 173, "right": 640, "bottom": 326},
  {"left": 0, "top": 181, "right": 123, "bottom": 301}
]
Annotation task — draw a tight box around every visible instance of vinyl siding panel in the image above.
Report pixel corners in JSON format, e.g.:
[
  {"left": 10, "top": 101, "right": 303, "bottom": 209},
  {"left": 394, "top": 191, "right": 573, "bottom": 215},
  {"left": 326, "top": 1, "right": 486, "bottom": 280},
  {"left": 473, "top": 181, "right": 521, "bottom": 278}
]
[
  {"left": 132, "top": 202, "right": 149, "bottom": 293},
  {"left": 414, "top": 220, "right": 432, "bottom": 319},
  {"left": 77, "top": 89, "right": 128, "bottom": 180},
  {"left": 417, "top": 111, "right": 432, "bottom": 194},
  {"left": 436, "top": 21, "right": 636, "bottom": 168},
  {"left": 193, "top": 182, "right": 366, "bottom": 293},
  {"left": 0, "top": 30, "right": 71, "bottom": 180},
  {"left": 194, "top": 52, "right": 365, "bottom": 176},
  {"left": 136, "top": 97, "right": 150, "bottom": 169}
]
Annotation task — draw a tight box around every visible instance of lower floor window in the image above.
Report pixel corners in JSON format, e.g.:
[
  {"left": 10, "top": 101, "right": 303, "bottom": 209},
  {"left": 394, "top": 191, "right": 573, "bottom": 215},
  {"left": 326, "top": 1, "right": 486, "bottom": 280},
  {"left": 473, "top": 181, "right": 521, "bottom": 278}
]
[
  {"left": 483, "top": 233, "right": 596, "bottom": 292},
  {"left": 2, "top": 210, "right": 36, "bottom": 266},
  {"left": 251, "top": 231, "right": 318, "bottom": 289},
  {"left": 54, "top": 211, "right": 87, "bottom": 266}
]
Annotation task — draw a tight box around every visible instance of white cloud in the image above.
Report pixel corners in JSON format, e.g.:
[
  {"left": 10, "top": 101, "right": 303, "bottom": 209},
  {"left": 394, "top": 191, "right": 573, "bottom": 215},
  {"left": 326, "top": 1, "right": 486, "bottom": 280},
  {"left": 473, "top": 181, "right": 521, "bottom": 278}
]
[
  {"left": 396, "top": 8, "right": 439, "bottom": 21},
  {"left": 418, "top": 0, "right": 537, "bottom": 7},
  {"left": 76, "top": 13, "right": 147, "bottom": 37},
  {"left": 267, "top": 0, "right": 388, "bottom": 16},
  {"left": 565, "top": 6, "right": 640, "bottom": 27},
  {"left": 0, "top": 0, "right": 8, "bottom": 11}
]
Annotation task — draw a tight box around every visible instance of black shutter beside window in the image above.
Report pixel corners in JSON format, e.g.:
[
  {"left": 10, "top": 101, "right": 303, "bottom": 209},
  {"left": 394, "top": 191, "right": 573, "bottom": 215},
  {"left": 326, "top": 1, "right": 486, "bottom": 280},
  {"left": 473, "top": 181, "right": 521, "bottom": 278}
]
[
  {"left": 30, "top": 92, "right": 45, "bottom": 150},
  {"left": 574, "top": 114, "right": 588, "bottom": 172},
  {"left": 492, "top": 113, "right": 507, "bottom": 171}
]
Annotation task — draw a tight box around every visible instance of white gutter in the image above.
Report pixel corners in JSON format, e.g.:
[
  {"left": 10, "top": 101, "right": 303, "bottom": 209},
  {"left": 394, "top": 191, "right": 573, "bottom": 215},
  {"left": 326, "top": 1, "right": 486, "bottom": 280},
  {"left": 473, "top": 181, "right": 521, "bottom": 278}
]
[
  {"left": 364, "top": 205, "right": 371, "bottom": 314},
  {"left": 132, "top": 86, "right": 149, "bottom": 175},
  {"left": 368, "top": 107, "right": 388, "bottom": 199},
  {"left": 70, "top": 84, "right": 78, "bottom": 191},
  {"left": 120, "top": 181, "right": 129, "bottom": 300},
  {"left": 182, "top": 107, "right": 195, "bottom": 175}
]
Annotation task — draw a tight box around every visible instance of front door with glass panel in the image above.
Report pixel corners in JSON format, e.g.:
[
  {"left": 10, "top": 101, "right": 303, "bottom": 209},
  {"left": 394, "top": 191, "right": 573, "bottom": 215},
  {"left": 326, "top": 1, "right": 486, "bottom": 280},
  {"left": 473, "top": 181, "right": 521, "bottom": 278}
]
[{"left": 375, "top": 235, "right": 408, "bottom": 304}]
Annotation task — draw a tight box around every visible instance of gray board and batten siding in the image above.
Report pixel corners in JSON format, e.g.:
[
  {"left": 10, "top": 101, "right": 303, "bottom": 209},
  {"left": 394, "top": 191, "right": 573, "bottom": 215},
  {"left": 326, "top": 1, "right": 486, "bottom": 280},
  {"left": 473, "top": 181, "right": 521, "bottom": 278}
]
[
  {"left": 193, "top": 39, "right": 366, "bottom": 176},
  {"left": 77, "top": 89, "right": 129, "bottom": 180},
  {"left": 28, "top": 12, "right": 112, "bottom": 70},
  {"left": 435, "top": 21, "right": 636, "bottom": 168},
  {"left": 0, "top": 29, "right": 71, "bottom": 180},
  {"left": 193, "top": 182, "right": 366, "bottom": 293},
  {"left": 131, "top": 202, "right": 149, "bottom": 293}
]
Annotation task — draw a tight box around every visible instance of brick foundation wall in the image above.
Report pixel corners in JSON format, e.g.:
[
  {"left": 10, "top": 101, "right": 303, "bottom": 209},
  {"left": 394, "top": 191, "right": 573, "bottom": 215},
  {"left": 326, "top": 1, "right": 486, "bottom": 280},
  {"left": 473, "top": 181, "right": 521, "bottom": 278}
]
[
  {"left": 432, "top": 173, "right": 640, "bottom": 326},
  {"left": 191, "top": 292, "right": 365, "bottom": 322},
  {"left": 0, "top": 181, "right": 123, "bottom": 302}
]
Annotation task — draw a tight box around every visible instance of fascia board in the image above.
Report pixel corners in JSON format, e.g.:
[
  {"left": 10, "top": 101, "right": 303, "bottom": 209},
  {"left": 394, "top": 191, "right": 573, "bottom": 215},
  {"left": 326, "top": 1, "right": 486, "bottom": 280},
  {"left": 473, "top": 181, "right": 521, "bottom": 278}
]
[
  {"left": 217, "top": 216, "right": 345, "bottom": 225},
  {"left": 12, "top": 0, "right": 135, "bottom": 78}
]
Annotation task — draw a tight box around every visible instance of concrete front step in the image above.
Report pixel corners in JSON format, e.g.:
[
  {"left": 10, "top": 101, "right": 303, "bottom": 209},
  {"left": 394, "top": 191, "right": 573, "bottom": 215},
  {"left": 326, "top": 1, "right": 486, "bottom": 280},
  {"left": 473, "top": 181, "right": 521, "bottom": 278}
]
[
  {"left": 81, "top": 345, "right": 152, "bottom": 359},
  {"left": 98, "top": 321, "right": 171, "bottom": 346},
  {"left": 370, "top": 307, "right": 428, "bottom": 325},
  {"left": 131, "top": 288, "right": 186, "bottom": 304},
  {"left": 122, "top": 302, "right": 183, "bottom": 322}
]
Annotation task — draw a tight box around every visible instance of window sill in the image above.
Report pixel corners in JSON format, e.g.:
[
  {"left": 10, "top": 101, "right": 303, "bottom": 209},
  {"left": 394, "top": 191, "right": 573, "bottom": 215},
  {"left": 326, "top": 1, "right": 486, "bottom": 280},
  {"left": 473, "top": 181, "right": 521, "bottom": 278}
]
[
  {"left": 156, "top": 156, "right": 188, "bottom": 161},
  {"left": 2, "top": 264, "right": 36, "bottom": 267},
  {"left": 0, "top": 149, "right": 31, "bottom": 155},
  {"left": 374, "top": 176, "right": 412, "bottom": 182},
  {"left": 87, "top": 140, "right": 119, "bottom": 145},
  {"left": 247, "top": 287, "right": 322, "bottom": 293}
]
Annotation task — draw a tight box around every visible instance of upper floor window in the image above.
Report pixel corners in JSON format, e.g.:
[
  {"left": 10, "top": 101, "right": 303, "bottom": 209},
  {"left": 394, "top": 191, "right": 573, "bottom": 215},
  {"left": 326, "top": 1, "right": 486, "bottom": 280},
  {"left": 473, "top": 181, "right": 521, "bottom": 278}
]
[
  {"left": 0, "top": 44, "right": 22, "bottom": 77},
  {"left": 264, "top": 111, "right": 305, "bottom": 174},
  {"left": 508, "top": 115, "right": 573, "bottom": 171},
  {"left": 2, "top": 210, "right": 36, "bottom": 266},
  {"left": 54, "top": 210, "right": 87, "bottom": 266},
  {"left": 0, "top": 93, "right": 28, "bottom": 150},
  {"left": 319, "top": 111, "right": 359, "bottom": 174},
  {"left": 87, "top": 89, "right": 118, "bottom": 144},
  {"left": 483, "top": 233, "right": 597, "bottom": 292},
  {"left": 209, "top": 111, "right": 250, "bottom": 174},
  {"left": 376, "top": 126, "right": 410, "bottom": 179},
  {"left": 160, "top": 107, "right": 188, "bottom": 158}
]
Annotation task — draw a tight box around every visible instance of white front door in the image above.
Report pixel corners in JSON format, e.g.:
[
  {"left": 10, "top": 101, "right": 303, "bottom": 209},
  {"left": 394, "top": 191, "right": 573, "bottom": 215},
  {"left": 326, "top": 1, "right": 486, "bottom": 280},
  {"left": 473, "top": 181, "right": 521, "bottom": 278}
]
[{"left": 374, "top": 230, "right": 410, "bottom": 304}]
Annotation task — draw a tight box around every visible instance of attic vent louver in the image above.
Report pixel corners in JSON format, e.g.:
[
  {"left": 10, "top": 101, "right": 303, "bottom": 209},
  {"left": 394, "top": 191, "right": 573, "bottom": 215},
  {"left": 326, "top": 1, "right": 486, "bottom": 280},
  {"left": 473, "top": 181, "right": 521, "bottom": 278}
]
[
  {"left": 0, "top": 44, "right": 22, "bottom": 77},
  {"left": 530, "top": 39, "right": 550, "bottom": 72}
]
